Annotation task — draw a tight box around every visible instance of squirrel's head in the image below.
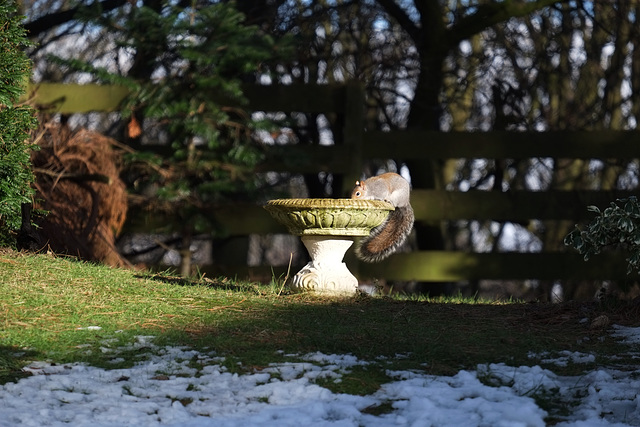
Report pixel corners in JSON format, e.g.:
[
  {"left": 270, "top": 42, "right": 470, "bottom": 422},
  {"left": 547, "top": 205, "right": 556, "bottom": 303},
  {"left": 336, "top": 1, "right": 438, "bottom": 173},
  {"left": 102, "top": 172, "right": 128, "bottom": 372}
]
[{"left": 351, "top": 180, "right": 365, "bottom": 199}]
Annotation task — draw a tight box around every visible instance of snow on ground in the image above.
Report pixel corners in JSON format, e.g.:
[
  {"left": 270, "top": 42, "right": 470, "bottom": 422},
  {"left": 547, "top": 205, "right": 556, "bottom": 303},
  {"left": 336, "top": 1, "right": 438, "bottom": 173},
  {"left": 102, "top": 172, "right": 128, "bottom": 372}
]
[{"left": 0, "top": 327, "right": 639, "bottom": 427}]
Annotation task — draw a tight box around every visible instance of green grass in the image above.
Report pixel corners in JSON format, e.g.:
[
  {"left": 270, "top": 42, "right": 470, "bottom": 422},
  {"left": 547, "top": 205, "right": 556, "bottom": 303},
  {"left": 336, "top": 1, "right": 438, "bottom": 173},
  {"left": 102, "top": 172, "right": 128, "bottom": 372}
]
[{"left": 0, "top": 248, "right": 637, "bottom": 393}]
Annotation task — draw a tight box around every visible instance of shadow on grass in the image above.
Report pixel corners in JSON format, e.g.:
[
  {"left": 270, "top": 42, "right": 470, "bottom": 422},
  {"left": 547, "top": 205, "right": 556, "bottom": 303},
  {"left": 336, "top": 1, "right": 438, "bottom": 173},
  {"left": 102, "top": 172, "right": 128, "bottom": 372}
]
[
  {"left": 151, "top": 296, "right": 629, "bottom": 377},
  {"left": 137, "top": 273, "right": 268, "bottom": 294},
  {"left": 0, "top": 346, "right": 41, "bottom": 385},
  {"left": 7, "top": 290, "right": 637, "bottom": 389}
]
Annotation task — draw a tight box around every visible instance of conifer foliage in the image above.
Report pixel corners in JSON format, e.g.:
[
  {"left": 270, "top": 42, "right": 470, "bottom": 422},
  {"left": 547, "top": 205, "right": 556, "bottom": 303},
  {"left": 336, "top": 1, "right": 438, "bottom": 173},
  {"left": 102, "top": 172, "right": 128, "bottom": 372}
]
[
  {"left": 57, "top": 2, "right": 285, "bottom": 232},
  {"left": 0, "top": 2, "right": 38, "bottom": 242}
]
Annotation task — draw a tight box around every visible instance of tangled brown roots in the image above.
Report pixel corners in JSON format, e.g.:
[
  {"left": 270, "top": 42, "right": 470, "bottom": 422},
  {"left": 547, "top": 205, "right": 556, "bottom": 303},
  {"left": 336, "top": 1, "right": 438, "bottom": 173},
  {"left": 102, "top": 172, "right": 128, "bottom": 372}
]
[{"left": 31, "top": 122, "right": 128, "bottom": 266}]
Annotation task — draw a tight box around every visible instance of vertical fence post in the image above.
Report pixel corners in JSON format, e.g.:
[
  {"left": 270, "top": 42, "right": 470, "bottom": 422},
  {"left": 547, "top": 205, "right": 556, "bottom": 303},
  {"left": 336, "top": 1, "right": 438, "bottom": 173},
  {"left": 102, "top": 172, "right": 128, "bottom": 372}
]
[
  {"left": 341, "top": 81, "right": 366, "bottom": 279},
  {"left": 341, "top": 80, "right": 365, "bottom": 197}
]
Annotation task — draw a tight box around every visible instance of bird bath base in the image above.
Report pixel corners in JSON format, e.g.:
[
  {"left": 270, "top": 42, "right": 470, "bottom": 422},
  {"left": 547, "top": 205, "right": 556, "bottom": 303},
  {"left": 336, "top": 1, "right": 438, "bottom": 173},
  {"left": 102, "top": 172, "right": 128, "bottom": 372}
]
[
  {"left": 264, "top": 198, "right": 394, "bottom": 295},
  {"left": 290, "top": 235, "right": 357, "bottom": 295}
]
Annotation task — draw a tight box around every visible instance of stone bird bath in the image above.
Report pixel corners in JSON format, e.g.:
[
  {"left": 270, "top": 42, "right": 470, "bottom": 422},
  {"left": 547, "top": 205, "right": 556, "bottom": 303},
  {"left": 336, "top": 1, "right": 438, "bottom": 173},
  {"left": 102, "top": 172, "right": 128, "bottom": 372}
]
[{"left": 264, "top": 198, "right": 394, "bottom": 295}]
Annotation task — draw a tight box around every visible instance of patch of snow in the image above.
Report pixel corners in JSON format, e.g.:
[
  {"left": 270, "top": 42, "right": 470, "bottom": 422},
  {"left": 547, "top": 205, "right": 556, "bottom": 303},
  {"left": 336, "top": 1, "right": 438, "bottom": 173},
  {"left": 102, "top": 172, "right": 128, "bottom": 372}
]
[{"left": 0, "top": 327, "right": 639, "bottom": 426}]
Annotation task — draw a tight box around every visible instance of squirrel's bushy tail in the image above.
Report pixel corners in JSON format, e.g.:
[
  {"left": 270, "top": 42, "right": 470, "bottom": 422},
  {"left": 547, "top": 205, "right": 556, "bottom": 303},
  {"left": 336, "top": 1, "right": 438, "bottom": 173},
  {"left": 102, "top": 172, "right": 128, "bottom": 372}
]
[{"left": 355, "top": 205, "right": 414, "bottom": 263}]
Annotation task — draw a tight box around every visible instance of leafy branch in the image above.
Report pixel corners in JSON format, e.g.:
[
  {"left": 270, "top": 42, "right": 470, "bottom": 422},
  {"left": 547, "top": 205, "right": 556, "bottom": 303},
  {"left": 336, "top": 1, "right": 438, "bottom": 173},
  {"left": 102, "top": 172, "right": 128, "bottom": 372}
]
[{"left": 565, "top": 196, "right": 640, "bottom": 273}]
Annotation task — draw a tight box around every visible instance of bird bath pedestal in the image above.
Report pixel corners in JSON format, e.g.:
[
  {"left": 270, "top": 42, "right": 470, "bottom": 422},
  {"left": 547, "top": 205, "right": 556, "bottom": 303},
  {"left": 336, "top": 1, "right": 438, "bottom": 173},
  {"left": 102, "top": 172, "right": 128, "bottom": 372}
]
[{"left": 264, "top": 198, "right": 394, "bottom": 295}]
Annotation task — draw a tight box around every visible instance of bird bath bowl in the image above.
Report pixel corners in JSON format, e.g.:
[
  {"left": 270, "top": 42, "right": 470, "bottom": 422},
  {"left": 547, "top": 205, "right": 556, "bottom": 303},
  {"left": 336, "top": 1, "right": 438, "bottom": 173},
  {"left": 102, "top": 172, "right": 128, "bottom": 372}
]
[{"left": 264, "top": 198, "right": 394, "bottom": 295}]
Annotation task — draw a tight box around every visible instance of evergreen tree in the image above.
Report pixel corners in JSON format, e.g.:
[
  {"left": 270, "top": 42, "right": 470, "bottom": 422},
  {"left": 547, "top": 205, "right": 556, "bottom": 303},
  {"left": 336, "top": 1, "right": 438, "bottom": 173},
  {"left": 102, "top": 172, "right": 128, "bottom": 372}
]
[{"left": 0, "top": 1, "right": 38, "bottom": 245}]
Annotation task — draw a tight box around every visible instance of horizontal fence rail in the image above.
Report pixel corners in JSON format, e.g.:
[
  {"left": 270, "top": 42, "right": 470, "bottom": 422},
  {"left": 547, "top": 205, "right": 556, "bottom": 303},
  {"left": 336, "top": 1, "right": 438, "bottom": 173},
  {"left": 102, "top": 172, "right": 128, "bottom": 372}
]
[
  {"left": 126, "top": 190, "right": 638, "bottom": 235},
  {"left": 411, "top": 190, "right": 639, "bottom": 222},
  {"left": 25, "top": 82, "right": 640, "bottom": 283},
  {"left": 365, "top": 129, "right": 640, "bottom": 159},
  {"left": 360, "top": 251, "right": 640, "bottom": 282},
  {"left": 25, "top": 82, "right": 351, "bottom": 114}
]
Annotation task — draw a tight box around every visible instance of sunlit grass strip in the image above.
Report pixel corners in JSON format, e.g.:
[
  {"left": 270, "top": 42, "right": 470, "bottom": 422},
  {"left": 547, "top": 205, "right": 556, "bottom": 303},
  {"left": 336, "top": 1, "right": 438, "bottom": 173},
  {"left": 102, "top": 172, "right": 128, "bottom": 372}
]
[{"left": 0, "top": 249, "right": 629, "bottom": 388}]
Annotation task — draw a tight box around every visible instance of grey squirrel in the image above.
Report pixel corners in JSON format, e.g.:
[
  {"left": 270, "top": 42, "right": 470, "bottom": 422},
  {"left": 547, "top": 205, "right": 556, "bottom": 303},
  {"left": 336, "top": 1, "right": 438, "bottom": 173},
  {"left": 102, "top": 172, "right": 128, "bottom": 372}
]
[{"left": 351, "top": 172, "right": 414, "bottom": 263}]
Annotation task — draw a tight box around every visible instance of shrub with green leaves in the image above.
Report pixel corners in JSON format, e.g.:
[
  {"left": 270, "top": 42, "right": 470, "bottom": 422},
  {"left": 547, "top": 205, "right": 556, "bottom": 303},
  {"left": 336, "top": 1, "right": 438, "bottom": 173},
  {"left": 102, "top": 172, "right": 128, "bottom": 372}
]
[
  {"left": 0, "top": 2, "right": 38, "bottom": 241},
  {"left": 565, "top": 196, "right": 640, "bottom": 274}
]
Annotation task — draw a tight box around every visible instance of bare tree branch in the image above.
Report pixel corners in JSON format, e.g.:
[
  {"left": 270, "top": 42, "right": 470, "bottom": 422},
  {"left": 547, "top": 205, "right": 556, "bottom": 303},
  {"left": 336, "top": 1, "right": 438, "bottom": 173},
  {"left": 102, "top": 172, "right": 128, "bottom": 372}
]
[
  {"left": 447, "top": 0, "right": 569, "bottom": 46},
  {"left": 24, "top": 0, "right": 128, "bottom": 37},
  {"left": 376, "top": 0, "right": 422, "bottom": 44}
]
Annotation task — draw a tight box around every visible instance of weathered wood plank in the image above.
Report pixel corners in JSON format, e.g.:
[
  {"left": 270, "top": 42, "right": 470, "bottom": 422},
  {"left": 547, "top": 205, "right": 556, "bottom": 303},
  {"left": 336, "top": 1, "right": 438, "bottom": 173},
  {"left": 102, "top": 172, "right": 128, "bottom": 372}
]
[
  {"left": 26, "top": 83, "right": 348, "bottom": 114},
  {"left": 123, "top": 203, "right": 288, "bottom": 235},
  {"left": 411, "top": 189, "right": 637, "bottom": 221},
  {"left": 258, "top": 144, "right": 353, "bottom": 174},
  {"left": 365, "top": 130, "right": 640, "bottom": 159},
  {"left": 212, "top": 204, "right": 288, "bottom": 235},
  {"left": 124, "top": 189, "right": 634, "bottom": 235},
  {"left": 359, "top": 251, "right": 639, "bottom": 281},
  {"left": 190, "top": 251, "right": 639, "bottom": 282},
  {"left": 26, "top": 83, "right": 130, "bottom": 113},
  {"left": 341, "top": 81, "right": 365, "bottom": 195},
  {"left": 243, "top": 84, "right": 347, "bottom": 113}
]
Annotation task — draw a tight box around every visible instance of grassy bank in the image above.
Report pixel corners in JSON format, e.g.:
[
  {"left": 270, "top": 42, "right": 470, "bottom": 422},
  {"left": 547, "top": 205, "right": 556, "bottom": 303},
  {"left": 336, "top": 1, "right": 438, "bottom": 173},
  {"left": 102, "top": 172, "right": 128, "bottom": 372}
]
[{"left": 1, "top": 249, "right": 636, "bottom": 391}]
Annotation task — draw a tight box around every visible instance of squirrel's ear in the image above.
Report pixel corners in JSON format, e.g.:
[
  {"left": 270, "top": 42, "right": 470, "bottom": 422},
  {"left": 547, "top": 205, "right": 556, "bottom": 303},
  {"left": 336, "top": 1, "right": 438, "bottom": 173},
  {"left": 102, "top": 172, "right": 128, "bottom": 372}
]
[{"left": 355, "top": 181, "right": 360, "bottom": 186}]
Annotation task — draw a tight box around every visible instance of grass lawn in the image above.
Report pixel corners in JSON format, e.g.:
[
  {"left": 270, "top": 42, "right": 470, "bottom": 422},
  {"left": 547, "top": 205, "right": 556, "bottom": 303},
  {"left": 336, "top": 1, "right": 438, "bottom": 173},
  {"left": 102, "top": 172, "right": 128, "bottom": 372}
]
[{"left": 1, "top": 248, "right": 638, "bottom": 395}]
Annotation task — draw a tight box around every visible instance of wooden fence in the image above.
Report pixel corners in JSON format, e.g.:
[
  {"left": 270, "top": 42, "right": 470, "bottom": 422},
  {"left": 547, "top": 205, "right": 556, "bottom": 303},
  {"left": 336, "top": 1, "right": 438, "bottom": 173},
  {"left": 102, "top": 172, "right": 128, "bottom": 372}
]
[{"left": 26, "top": 82, "right": 640, "bottom": 283}]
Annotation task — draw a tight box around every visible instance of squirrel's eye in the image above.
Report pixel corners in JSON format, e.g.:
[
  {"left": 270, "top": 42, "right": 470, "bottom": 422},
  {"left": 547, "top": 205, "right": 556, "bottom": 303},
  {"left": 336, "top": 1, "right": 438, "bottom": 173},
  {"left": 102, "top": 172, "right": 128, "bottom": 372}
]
[{"left": 355, "top": 191, "right": 361, "bottom": 197}]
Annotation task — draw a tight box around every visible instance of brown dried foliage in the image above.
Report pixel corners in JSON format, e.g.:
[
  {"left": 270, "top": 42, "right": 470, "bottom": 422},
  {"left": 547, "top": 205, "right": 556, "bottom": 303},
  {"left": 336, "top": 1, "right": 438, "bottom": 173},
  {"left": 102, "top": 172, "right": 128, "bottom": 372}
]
[{"left": 31, "top": 121, "right": 128, "bottom": 266}]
